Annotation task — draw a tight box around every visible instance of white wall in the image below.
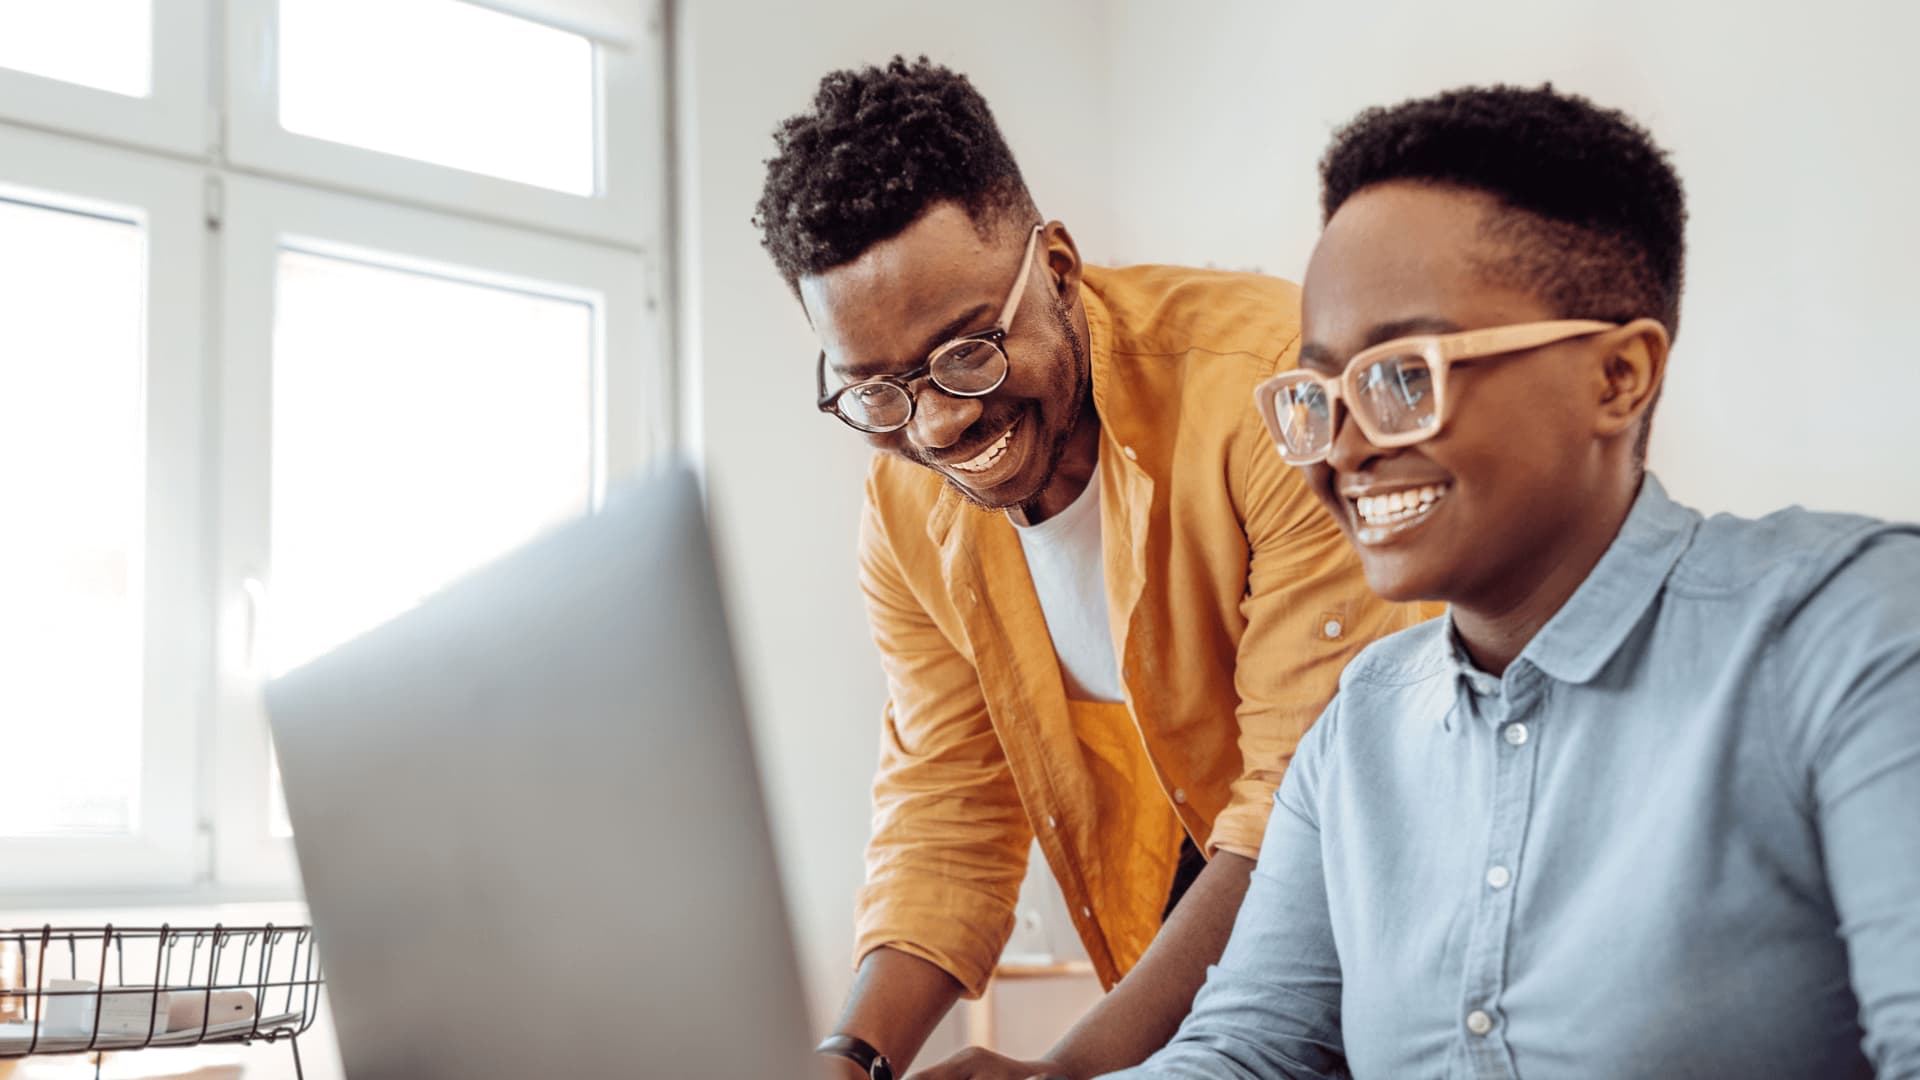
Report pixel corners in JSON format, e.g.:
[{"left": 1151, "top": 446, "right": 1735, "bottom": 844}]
[
  {"left": 1103, "top": 0, "right": 1920, "bottom": 524},
  {"left": 670, "top": 0, "right": 1115, "bottom": 1049}
]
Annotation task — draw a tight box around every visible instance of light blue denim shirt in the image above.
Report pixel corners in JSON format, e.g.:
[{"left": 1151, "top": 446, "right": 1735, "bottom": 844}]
[{"left": 1109, "top": 476, "right": 1920, "bottom": 1079}]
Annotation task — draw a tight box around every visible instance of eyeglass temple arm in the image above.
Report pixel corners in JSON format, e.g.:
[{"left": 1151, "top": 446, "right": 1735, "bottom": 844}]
[
  {"left": 994, "top": 226, "right": 1045, "bottom": 328},
  {"left": 1432, "top": 320, "right": 1616, "bottom": 361}
]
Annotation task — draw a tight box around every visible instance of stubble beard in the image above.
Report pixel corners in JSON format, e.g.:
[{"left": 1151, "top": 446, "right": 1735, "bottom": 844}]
[{"left": 940, "top": 295, "right": 1091, "bottom": 514}]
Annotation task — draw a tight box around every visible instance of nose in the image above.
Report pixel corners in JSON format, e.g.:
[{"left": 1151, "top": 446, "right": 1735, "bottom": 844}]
[
  {"left": 1324, "top": 402, "right": 1388, "bottom": 475},
  {"left": 905, "top": 383, "right": 984, "bottom": 451}
]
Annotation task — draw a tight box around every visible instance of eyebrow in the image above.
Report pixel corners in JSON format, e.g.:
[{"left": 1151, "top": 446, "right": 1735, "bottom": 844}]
[
  {"left": 1299, "top": 315, "right": 1466, "bottom": 373},
  {"left": 833, "top": 303, "right": 996, "bottom": 381}
]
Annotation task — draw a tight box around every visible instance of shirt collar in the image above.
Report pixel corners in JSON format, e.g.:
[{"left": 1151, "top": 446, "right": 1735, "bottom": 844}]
[
  {"left": 1446, "top": 621, "right": 1504, "bottom": 701},
  {"left": 1507, "top": 473, "right": 1700, "bottom": 685}
]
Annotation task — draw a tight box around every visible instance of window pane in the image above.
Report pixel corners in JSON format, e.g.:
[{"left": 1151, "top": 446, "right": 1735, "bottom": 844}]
[
  {"left": 0, "top": 197, "right": 147, "bottom": 837},
  {"left": 267, "top": 248, "right": 595, "bottom": 675},
  {"left": 0, "top": 0, "right": 152, "bottom": 98},
  {"left": 278, "top": 0, "right": 596, "bottom": 195}
]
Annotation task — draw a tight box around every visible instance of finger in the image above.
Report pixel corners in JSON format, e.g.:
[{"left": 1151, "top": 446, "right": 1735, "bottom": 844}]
[{"left": 907, "top": 1046, "right": 994, "bottom": 1079}]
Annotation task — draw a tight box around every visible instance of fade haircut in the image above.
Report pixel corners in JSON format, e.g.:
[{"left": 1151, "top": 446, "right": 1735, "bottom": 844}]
[
  {"left": 754, "top": 56, "right": 1039, "bottom": 290},
  {"left": 1320, "top": 85, "right": 1688, "bottom": 461}
]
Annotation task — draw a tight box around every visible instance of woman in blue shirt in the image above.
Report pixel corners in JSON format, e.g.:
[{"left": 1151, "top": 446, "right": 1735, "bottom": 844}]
[{"left": 1108, "top": 85, "right": 1920, "bottom": 1080}]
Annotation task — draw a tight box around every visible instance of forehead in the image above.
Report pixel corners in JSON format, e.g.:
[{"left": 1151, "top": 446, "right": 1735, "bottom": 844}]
[
  {"left": 1301, "top": 183, "right": 1551, "bottom": 359},
  {"left": 799, "top": 202, "right": 1021, "bottom": 377}
]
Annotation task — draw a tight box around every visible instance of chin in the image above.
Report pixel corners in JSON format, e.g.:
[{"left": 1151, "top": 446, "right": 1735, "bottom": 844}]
[
  {"left": 946, "top": 471, "right": 1039, "bottom": 512},
  {"left": 971, "top": 456, "right": 1060, "bottom": 512},
  {"left": 1355, "top": 549, "right": 1452, "bottom": 605}
]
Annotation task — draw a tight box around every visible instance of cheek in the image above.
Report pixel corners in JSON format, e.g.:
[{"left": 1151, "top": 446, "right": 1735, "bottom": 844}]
[
  {"left": 1433, "top": 377, "right": 1568, "bottom": 480},
  {"left": 1007, "top": 356, "right": 1066, "bottom": 401},
  {"left": 1421, "top": 420, "right": 1574, "bottom": 542},
  {"left": 1007, "top": 324, "right": 1077, "bottom": 399},
  {"left": 868, "top": 430, "right": 914, "bottom": 459}
]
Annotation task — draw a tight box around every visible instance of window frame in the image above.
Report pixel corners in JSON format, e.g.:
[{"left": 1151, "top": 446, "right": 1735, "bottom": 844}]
[
  {"left": 0, "top": 123, "right": 212, "bottom": 892},
  {"left": 223, "top": 0, "right": 666, "bottom": 249},
  {"left": 0, "top": 1, "right": 671, "bottom": 903},
  {"left": 211, "top": 172, "right": 665, "bottom": 888},
  {"left": 0, "top": 0, "right": 211, "bottom": 156}
]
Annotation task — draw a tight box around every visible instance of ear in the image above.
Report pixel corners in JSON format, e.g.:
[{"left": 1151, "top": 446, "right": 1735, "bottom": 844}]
[
  {"left": 1041, "top": 220, "right": 1084, "bottom": 307},
  {"left": 1592, "top": 318, "right": 1670, "bottom": 440}
]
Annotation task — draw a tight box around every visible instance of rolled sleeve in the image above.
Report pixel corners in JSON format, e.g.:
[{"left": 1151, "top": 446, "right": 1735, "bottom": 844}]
[{"left": 852, "top": 486, "right": 1032, "bottom": 997}]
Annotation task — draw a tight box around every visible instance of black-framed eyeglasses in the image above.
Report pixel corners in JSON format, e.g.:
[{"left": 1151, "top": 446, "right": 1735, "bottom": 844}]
[{"left": 815, "top": 225, "right": 1043, "bottom": 434}]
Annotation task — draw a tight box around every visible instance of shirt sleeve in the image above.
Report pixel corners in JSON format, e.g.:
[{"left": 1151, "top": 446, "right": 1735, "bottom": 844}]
[
  {"left": 1208, "top": 360, "right": 1435, "bottom": 860},
  {"left": 1775, "top": 530, "right": 1920, "bottom": 1078},
  {"left": 1103, "top": 701, "right": 1350, "bottom": 1079},
  {"left": 850, "top": 476, "right": 1033, "bottom": 998}
]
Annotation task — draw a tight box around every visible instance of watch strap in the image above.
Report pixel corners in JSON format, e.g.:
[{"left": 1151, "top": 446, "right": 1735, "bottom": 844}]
[{"left": 815, "top": 1033, "right": 894, "bottom": 1080}]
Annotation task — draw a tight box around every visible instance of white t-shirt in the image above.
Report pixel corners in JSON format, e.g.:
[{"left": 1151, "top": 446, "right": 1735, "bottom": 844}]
[{"left": 1009, "top": 461, "right": 1124, "bottom": 704}]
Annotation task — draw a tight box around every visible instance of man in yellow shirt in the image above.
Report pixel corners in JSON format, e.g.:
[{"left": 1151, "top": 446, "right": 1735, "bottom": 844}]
[{"left": 755, "top": 57, "right": 1432, "bottom": 1080}]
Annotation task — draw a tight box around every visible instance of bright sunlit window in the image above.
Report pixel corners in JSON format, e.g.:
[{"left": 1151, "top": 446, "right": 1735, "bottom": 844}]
[
  {"left": 0, "top": 0, "right": 660, "bottom": 892},
  {"left": 0, "top": 0, "right": 153, "bottom": 98},
  {"left": 266, "top": 247, "right": 597, "bottom": 675},
  {"left": 0, "top": 196, "right": 148, "bottom": 837},
  {"left": 278, "top": 0, "right": 597, "bottom": 195}
]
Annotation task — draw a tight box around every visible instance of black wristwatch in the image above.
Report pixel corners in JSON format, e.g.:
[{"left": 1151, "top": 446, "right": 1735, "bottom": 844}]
[{"left": 815, "top": 1033, "right": 895, "bottom": 1079}]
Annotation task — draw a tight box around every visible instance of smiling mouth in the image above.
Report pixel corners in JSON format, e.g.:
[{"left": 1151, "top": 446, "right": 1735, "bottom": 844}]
[
  {"left": 1347, "top": 483, "right": 1451, "bottom": 545},
  {"left": 949, "top": 419, "right": 1019, "bottom": 475}
]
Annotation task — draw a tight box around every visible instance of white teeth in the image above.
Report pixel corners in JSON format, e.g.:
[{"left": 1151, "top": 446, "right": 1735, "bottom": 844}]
[
  {"left": 952, "top": 424, "right": 1016, "bottom": 474},
  {"left": 1352, "top": 484, "right": 1450, "bottom": 526}
]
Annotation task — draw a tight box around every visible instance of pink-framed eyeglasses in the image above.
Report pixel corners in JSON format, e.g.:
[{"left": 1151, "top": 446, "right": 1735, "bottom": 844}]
[{"left": 1252, "top": 319, "right": 1617, "bottom": 465}]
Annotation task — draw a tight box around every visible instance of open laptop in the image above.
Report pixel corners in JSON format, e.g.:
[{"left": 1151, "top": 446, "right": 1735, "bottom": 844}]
[{"left": 265, "top": 464, "right": 827, "bottom": 1079}]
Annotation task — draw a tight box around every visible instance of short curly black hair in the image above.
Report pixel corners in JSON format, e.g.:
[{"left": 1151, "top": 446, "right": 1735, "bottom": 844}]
[
  {"left": 1321, "top": 84, "right": 1687, "bottom": 337},
  {"left": 754, "top": 56, "right": 1039, "bottom": 289}
]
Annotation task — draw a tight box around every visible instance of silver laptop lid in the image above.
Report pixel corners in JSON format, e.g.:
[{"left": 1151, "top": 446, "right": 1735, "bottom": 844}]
[{"left": 266, "top": 465, "right": 818, "bottom": 1079}]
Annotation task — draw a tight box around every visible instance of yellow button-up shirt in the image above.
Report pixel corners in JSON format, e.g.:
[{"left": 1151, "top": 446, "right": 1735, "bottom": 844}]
[{"left": 853, "top": 263, "right": 1436, "bottom": 995}]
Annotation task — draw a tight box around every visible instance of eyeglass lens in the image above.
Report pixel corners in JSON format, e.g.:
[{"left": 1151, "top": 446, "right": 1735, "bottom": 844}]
[
  {"left": 1275, "top": 352, "right": 1438, "bottom": 459},
  {"left": 834, "top": 339, "right": 1010, "bottom": 432},
  {"left": 1353, "top": 353, "right": 1435, "bottom": 438}
]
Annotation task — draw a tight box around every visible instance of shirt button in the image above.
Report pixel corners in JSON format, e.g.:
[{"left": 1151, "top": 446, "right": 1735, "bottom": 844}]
[
  {"left": 1046, "top": 815, "right": 1058, "bottom": 829},
  {"left": 1503, "top": 722, "right": 1530, "bottom": 747},
  {"left": 1122, "top": 445, "right": 1138, "bottom": 461},
  {"left": 1486, "top": 865, "right": 1512, "bottom": 890},
  {"left": 966, "top": 587, "right": 979, "bottom": 606},
  {"left": 1172, "top": 788, "right": 1187, "bottom": 805},
  {"left": 1466, "top": 1010, "right": 1494, "bottom": 1036},
  {"left": 1471, "top": 674, "right": 1499, "bottom": 695},
  {"left": 1081, "top": 905, "right": 1093, "bottom": 918},
  {"left": 1323, "top": 619, "right": 1343, "bottom": 640}
]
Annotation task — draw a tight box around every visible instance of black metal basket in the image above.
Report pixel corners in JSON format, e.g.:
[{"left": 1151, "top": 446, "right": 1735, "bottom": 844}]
[{"left": 0, "top": 923, "right": 324, "bottom": 1079}]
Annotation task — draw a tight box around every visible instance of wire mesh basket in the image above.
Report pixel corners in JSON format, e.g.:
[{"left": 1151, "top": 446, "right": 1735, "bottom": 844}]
[{"left": 0, "top": 924, "right": 323, "bottom": 1078}]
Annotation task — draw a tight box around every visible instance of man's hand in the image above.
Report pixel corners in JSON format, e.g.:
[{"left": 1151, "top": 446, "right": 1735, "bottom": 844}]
[{"left": 907, "top": 1046, "right": 1067, "bottom": 1080}]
